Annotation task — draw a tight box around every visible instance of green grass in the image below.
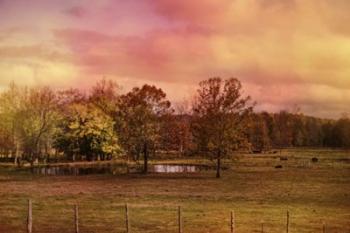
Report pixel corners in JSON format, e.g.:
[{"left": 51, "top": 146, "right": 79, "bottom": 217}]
[{"left": 0, "top": 148, "right": 349, "bottom": 232}]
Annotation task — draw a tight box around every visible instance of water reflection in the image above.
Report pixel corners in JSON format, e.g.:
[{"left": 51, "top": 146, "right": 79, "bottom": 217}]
[
  {"left": 31, "top": 165, "right": 126, "bottom": 176},
  {"left": 31, "top": 164, "right": 213, "bottom": 176},
  {"left": 153, "top": 164, "right": 197, "bottom": 173}
]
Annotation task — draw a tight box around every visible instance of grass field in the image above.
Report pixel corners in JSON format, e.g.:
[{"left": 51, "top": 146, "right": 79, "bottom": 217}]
[{"left": 0, "top": 149, "right": 349, "bottom": 233}]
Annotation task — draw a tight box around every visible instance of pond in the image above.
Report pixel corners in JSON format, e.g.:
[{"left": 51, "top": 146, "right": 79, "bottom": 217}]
[{"left": 30, "top": 164, "right": 215, "bottom": 176}]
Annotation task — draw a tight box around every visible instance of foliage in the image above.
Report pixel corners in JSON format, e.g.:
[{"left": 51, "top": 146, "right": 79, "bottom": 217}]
[
  {"left": 117, "top": 84, "right": 172, "bottom": 172},
  {"left": 248, "top": 113, "right": 271, "bottom": 152},
  {"left": 159, "top": 114, "right": 194, "bottom": 155},
  {"left": 0, "top": 82, "right": 21, "bottom": 156},
  {"left": 89, "top": 78, "right": 120, "bottom": 115},
  {"left": 0, "top": 84, "right": 60, "bottom": 164},
  {"left": 54, "top": 103, "right": 121, "bottom": 161},
  {"left": 191, "top": 77, "right": 253, "bottom": 177},
  {"left": 18, "top": 86, "right": 60, "bottom": 164},
  {"left": 1, "top": 78, "right": 350, "bottom": 170}
]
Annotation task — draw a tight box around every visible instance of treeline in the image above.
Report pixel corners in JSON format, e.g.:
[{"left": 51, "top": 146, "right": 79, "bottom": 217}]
[
  {"left": 0, "top": 79, "right": 176, "bottom": 170},
  {"left": 248, "top": 111, "right": 350, "bottom": 152},
  {"left": 0, "top": 78, "right": 349, "bottom": 177}
]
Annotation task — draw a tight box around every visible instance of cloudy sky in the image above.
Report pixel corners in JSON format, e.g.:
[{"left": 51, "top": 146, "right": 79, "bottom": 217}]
[{"left": 0, "top": 0, "right": 349, "bottom": 118}]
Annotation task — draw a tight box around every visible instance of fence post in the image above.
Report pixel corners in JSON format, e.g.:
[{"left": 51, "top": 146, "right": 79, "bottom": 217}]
[
  {"left": 125, "top": 203, "right": 130, "bottom": 233},
  {"left": 230, "top": 210, "right": 235, "bottom": 233},
  {"left": 178, "top": 206, "right": 182, "bottom": 233},
  {"left": 286, "top": 210, "right": 289, "bottom": 233},
  {"left": 27, "top": 199, "right": 32, "bottom": 233},
  {"left": 322, "top": 221, "right": 326, "bottom": 233},
  {"left": 75, "top": 204, "right": 79, "bottom": 233},
  {"left": 261, "top": 220, "right": 264, "bottom": 233}
]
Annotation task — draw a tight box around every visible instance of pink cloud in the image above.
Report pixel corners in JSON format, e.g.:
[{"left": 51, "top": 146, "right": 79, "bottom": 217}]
[
  {"left": 52, "top": 25, "right": 350, "bottom": 118},
  {"left": 54, "top": 28, "right": 214, "bottom": 83},
  {"left": 1, "top": 0, "right": 349, "bottom": 118},
  {"left": 0, "top": 44, "right": 70, "bottom": 62},
  {"left": 64, "top": 6, "right": 87, "bottom": 18},
  {"left": 147, "top": 0, "right": 231, "bottom": 25}
]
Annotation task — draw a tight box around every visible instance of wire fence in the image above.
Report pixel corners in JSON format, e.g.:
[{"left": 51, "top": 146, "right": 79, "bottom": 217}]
[{"left": 22, "top": 199, "right": 328, "bottom": 233}]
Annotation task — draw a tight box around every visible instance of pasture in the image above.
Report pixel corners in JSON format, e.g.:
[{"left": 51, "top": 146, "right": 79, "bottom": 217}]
[{"left": 0, "top": 148, "right": 349, "bottom": 233}]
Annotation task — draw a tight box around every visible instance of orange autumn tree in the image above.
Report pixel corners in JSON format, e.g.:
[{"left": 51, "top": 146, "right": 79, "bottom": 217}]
[
  {"left": 192, "top": 77, "right": 253, "bottom": 178},
  {"left": 117, "top": 84, "right": 172, "bottom": 173}
]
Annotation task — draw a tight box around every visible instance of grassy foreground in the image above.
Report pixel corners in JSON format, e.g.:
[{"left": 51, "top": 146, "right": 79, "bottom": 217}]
[{"left": 0, "top": 149, "right": 349, "bottom": 233}]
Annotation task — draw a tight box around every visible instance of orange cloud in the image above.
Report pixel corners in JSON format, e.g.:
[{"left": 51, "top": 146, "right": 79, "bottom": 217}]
[{"left": 0, "top": 0, "right": 349, "bottom": 118}]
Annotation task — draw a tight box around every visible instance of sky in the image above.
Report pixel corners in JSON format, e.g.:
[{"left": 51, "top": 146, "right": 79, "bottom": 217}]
[{"left": 0, "top": 0, "right": 349, "bottom": 118}]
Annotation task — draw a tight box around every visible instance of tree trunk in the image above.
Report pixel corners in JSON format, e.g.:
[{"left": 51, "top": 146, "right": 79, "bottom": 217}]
[
  {"left": 29, "top": 151, "right": 34, "bottom": 167},
  {"left": 44, "top": 143, "right": 48, "bottom": 163},
  {"left": 216, "top": 150, "right": 221, "bottom": 178},
  {"left": 143, "top": 142, "right": 148, "bottom": 174},
  {"left": 179, "top": 142, "right": 184, "bottom": 156},
  {"left": 14, "top": 141, "right": 20, "bottom": 167}
]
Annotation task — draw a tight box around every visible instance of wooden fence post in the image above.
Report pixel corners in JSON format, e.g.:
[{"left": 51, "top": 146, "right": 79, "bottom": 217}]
[
  {"left": 125, "top": 203, "right": 130, "bottom": 233},
  {"left": 75, "top": 204, "right": 79, "bottom": 233},
  {"left": 230, "top": 210, "right": 235, "bottom": 233},
  {"left": 178, "top": 206, "right": 182, "bottom": 233},
  {"left": 322, "top": 221, "right": 326, "bottom": 233},
  {"left": 286, "top": 210, "right": 289, "bottom": 233},
  {"left": 27, "top": 199, "right": 32, "bottom": 233}
]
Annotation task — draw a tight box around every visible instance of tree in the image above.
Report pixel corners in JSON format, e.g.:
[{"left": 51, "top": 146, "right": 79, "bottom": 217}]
[
  {"left": 117, "top": 84, "right": 172, "bottom": 173},
  {"left": 191, "top": 77, "right": 253, "bottom": 178},
  {"left": 159, "top": 101, "right": 194, "bottom": 156},
  {"left": 159, "top": 114, "right": 193, "bottom": 156},
  {"left": 291, "top": 113, "right": 306, "bottom": 147},
  {"left": 18, "top": 86, "right": 60, "bottom": 165},
  {"left": 0, "top": 84, "right": 60, "bottom": 165},
  {"left": 304, "top": 116, "right": 323, "bottom": 146},
  {"left": 0, "top": 82, "right": 23, "bottom": 163},
  {"left": 89, "top": 78, "right": 120, "bottom": 116},
  {"left": 260, "top": 111, "right": 276, "bottom": 145},
  {"left": 173, "top": 101, "right": 194, "bottom": 155},
  {"left": 273, "top": 111, "right": 293, "bottom": 151},
  {"left": 331, "top": 117, "right": 350, "bottom": 148},
  {"left": 57, "top": 88, "right": 86, "bottom": 108},
  {"left": 249, "top": 113, "right": 271, "bottom": 153},
  {"left": 54, "top": 103, "right": 121, "bottom": 161}
]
